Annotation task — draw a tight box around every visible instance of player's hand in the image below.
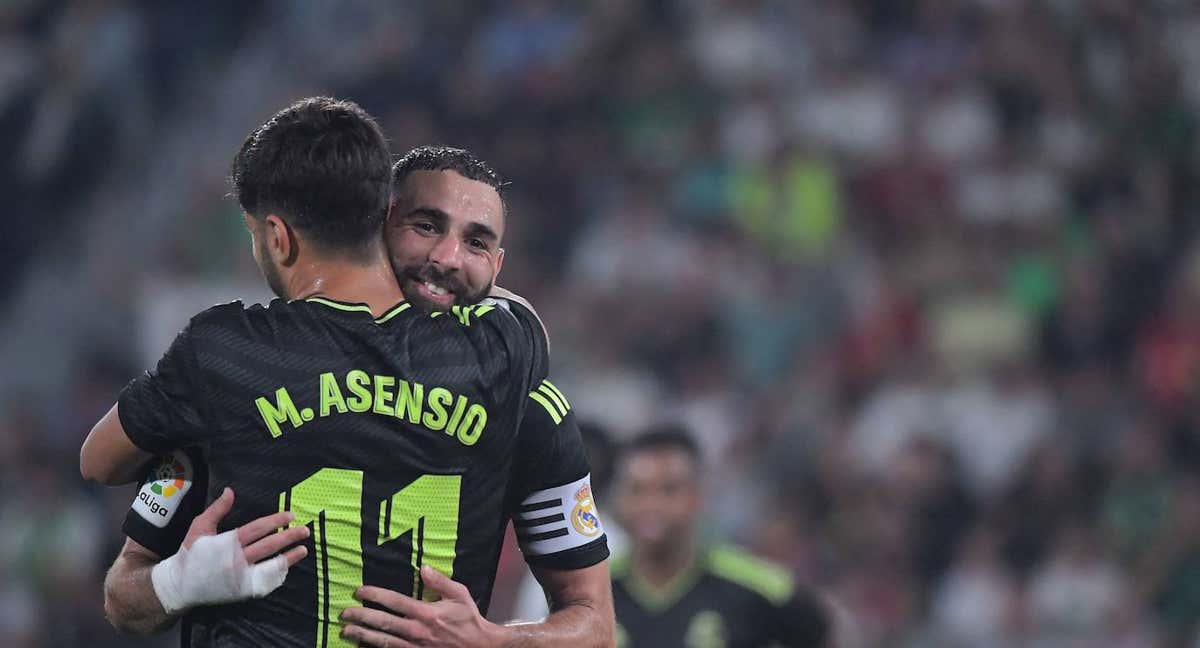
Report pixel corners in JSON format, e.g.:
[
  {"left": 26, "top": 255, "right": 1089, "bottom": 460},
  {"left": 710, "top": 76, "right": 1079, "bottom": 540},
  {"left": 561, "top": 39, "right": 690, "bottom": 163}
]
[
  {"left": 340, "top": 565, "right": 511, "bottom": 648},
  {"left": 182, "top": 486, "right": 310, "bottom": 564},
  {"left": 151, "top": 487, "right": 310, "bottom": 614}
]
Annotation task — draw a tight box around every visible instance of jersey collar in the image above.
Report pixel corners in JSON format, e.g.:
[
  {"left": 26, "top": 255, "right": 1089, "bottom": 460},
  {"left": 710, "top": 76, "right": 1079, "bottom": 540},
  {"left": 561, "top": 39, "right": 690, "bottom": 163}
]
[
  {"left": 618, "top": 550, "right": 705, "bottom": 614},
  {"left": 304, "top": 296, "right": 412, "bottom": 324}
]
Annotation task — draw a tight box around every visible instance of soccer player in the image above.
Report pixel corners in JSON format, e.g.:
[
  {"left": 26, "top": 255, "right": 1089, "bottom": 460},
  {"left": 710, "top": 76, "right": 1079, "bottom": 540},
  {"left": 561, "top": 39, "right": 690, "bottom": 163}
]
[
  {"left": 106, "top": 145, "right": 611, "bottom": 646},
  {"left": 611, "top": 425, "right": 833, "bottom": 647},
  {"left": 81, "top": 102, "right": 612, "bottom": 646},
  {"left": 108, "top": 146, "right": 607, "bottom": 647}
]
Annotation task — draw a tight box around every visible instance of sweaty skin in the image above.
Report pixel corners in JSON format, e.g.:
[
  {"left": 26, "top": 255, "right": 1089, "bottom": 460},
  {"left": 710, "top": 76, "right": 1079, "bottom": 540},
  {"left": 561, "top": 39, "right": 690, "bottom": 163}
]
[{"left": 387, "top": 169, "right": 505, "bottom": 313}]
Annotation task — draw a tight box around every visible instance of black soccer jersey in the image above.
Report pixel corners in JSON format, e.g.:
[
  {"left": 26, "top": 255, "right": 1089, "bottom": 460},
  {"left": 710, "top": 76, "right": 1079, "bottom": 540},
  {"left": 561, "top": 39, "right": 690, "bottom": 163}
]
[
  {"left": 612, "top": 546, "right": 828, "bottom": 648},
  {"left": 122, "top": 375, "right": 607, "bottom": 578},
  {"left": 117, "top": 296, "right": 608, "bottom": 647}
]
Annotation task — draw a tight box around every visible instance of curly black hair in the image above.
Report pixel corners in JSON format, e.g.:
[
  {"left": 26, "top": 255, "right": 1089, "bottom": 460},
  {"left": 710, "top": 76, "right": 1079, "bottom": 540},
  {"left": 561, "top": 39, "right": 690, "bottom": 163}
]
[{"left": 391, "top": 145, "right": 506, "bottom": 205}]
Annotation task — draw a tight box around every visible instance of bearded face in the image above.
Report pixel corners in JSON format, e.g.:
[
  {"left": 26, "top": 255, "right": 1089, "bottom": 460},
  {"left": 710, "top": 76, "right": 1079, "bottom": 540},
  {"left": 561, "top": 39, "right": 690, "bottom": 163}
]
[{"left": 386, "top": 170, "right": 505, "bottom": 313}]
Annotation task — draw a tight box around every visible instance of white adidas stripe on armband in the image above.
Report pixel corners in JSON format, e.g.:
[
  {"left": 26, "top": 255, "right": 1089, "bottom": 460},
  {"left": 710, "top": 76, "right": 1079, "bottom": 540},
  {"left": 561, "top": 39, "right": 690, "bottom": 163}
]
[{"left": 513, "top": 474, "right": 605, "bottom": 556}]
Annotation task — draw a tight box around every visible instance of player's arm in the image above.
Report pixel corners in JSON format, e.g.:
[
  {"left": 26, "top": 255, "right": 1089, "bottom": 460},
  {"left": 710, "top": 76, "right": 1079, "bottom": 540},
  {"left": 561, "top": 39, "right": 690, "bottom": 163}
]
[
  {"left": 105, "top": 486, "right": 310, "bottom": 635},
  {"left": 104, "top": 537, "right": 176, "bottom": 635},
  {"left": 81, "top": 403, "right": 153, "bottom": 485},
  {"left": 493, "top": 395, "right": 614, "bottom": 646},
  {"left": 105, "top": 450, "right": 204, "bottom": 634},
  {"left": 81, "top": 319, "right": 212, "bottom": 485},
  {"left": 343, "top": 561, "right": 613, "bottom": 648},
  {"left": 504, "top": 562, "right": 614, "bottom": 647}
]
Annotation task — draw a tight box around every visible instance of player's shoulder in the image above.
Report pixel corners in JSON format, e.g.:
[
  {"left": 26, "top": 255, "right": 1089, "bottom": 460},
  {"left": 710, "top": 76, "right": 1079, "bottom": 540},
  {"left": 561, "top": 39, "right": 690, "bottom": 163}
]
[
  {"left": 187, "top": 297, "right": 289, "bottom": 324},
  {"left": 187, "top": 297, "right": 347, "bottom": 333},
  {"left": 484, "top": 287, "right": 550, "bottom": 348},
  {"left": 188, "top": 299, "right": 251, "bottom": 322},
  {"left": 464, "top": 295, "right": 549, "bottom": 355},
  {"left": 176, "top": 299, "right": 257, "bottom": 340},
  {"left": 475, "top": 294, "right": 534, "bottom": 326},
  {"left": 703, "top": 544, "right": 795, "bottom": 606}
]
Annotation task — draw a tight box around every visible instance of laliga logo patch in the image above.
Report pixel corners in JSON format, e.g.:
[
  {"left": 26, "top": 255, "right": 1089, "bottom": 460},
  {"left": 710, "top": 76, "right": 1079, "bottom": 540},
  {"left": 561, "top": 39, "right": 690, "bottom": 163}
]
[
  {"left": 133, "top": 451, "right": 193, "bottom": 528},
  {"left": 571, "top": 484, "right": 602, "bottom": 537},
  {"left": 150, "top": 456, "right": 188, "bottom": 498}
]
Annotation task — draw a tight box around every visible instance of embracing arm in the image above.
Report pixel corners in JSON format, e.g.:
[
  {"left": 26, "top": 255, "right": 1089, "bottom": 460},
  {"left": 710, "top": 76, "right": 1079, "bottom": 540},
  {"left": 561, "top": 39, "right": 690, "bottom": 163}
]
[
  {"left": 84, "top": 317, "right": 214, "bottom": 485},
  {"left": 103, "top": 488, "right": 309, "bottom": 635},
  {"left": 81, "top": 403, "right": 153, "bottom": 485},
  {"left": 502, "top": 561, "right": 614, "bottom": 648},
  {"left": 105, "top": 538, "right": 176, "bottom": 635},
  {"left": 341, "top": 561, "right": 614, "bottom": 648}
]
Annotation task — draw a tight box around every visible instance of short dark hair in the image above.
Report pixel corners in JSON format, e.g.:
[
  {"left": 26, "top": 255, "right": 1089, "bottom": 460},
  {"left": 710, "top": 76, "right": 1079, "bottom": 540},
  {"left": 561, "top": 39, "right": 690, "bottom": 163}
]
[
  {"left": 390, "top": 146, "right": 505, "bottom": 204},
  {"left": 623, "top": 423, "right": 703, "bottom": 469},
  {"left": 231, "top": 97, "right": 391, "bottom": 255}
]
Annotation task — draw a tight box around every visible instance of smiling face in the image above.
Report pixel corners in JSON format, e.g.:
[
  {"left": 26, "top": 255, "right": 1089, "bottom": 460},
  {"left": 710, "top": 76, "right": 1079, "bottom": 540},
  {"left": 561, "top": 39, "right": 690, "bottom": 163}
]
[{"left": 386, "top": 169, "right": 505, "bottom": 313}]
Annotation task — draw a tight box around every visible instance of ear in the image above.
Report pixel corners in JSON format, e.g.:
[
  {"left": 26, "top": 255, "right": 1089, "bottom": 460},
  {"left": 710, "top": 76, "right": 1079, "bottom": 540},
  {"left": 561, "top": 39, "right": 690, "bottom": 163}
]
[
  {"left": 385, "top": 198, "right": 397, "bottom": 225},
  {"left": 494, "top": 247, "right": 505, "bottom": 279},
  {"left": 264, "top": 214, "right": 300, "bottom": 267},
  {"left": 385, "top": 203, "right": 402, "bottom": 232}
]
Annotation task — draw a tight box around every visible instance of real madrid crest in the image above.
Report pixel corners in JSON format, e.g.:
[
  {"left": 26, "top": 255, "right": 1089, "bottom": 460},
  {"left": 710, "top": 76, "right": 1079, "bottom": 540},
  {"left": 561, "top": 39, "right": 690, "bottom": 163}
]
[{"left": 571, "top": 484, "right": 602, "bottom": 537}]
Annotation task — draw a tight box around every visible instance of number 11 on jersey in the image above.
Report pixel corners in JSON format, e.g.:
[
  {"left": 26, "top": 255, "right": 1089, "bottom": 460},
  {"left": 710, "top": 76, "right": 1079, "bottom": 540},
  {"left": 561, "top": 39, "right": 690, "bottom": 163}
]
[
  {"left": 281, "top": 469, "right": 463, "bottom": 648},
  {"left": 377, "top": 474, "right": 461, "bottom": 601}
]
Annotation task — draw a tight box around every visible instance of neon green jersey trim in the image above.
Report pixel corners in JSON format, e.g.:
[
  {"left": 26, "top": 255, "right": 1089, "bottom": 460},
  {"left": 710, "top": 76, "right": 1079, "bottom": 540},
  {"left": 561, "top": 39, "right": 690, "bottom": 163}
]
[
  {"left": 541, "top": 380, "right": 571, "bottom": 409},
  {"left": 305, "top": 297, "right": 412, "bottom": 324},
  {"left": 305, "top": 296, "right": 374, "bottom": 314},
  {"left": 374, "top": 302, "right": 411, "bottom": 324},
  {"left": 536, "top": 383, "right": 569, "bottom": 416},
  {"left": 705, "top": 545, "right": 794, "bottom": 605},
  {"left": 615, "top": 552, "right": 704, "bottom": 614},
  {"left": 529, "top": 391, "right": 563, "bottom": 425}
]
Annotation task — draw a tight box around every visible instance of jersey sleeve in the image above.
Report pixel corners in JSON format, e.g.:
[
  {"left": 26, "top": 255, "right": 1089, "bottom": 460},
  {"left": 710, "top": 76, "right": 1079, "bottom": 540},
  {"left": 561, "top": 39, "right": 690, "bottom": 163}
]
[
  {"left": 117, "top": 319, "right": 212, "bottom": 454},
  {"left": 121, "top": 449, "right": 208, "bottom": 558},
  {"left": 508, "top": 379, "right": 610, "bottom": 570}
]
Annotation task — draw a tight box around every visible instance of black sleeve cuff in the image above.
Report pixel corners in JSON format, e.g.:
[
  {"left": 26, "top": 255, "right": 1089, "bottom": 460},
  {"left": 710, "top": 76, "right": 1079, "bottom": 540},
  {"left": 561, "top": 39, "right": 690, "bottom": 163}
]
[
  {"left": 522, "top": 535, "right": 610, "bottom": 571},
  {"left": 122, "top": 509, "right": 186, "bottom": 559}
]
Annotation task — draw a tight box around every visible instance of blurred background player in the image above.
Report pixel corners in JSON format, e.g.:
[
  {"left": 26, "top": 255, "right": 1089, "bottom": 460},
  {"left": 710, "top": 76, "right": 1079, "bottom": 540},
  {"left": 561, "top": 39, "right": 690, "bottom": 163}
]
[{"left": 612, "top": 424, "right": 833, "bottom": 647}]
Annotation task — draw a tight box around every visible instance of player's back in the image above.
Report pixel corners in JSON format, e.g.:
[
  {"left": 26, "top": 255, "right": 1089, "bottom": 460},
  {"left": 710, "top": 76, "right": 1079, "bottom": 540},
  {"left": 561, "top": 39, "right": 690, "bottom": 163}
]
[{"left": 118, "top": 296, "right": 544, "bottom": 647}]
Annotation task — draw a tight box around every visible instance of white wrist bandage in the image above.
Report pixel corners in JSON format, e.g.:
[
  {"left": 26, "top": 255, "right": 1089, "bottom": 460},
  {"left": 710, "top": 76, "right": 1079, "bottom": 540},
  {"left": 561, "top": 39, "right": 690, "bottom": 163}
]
[{"left": 150, "top": 529, "right": 290, "bottom": 615}]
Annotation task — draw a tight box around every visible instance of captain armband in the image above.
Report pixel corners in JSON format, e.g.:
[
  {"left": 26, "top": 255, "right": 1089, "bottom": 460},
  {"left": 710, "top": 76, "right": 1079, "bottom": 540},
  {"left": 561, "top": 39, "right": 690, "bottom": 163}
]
[{"left": 513, "top": 474, "right": 605, "bottom": 557}]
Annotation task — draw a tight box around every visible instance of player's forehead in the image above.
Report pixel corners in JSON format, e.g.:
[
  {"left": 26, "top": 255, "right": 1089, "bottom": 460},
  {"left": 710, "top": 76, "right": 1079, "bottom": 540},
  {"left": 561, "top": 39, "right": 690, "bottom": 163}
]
[{"left": 396, "top": 169, "right": 504, "bottom": 237}]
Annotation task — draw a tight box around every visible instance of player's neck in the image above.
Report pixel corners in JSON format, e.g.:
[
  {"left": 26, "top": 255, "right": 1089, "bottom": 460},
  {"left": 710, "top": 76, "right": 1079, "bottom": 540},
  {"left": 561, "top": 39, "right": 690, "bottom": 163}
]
[
  {"left": 634, "top": 539, "right": 698, "bottom": 589},
  {"left": 285, "top": 251, "right": 404, "bottom": 318}
]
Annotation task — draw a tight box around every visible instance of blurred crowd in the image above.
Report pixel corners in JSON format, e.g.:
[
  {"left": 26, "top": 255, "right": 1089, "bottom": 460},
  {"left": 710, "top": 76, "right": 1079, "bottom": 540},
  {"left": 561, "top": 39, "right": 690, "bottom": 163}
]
[{"left": 3, "top": 0, "right": 1200, "bottom": 645}]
